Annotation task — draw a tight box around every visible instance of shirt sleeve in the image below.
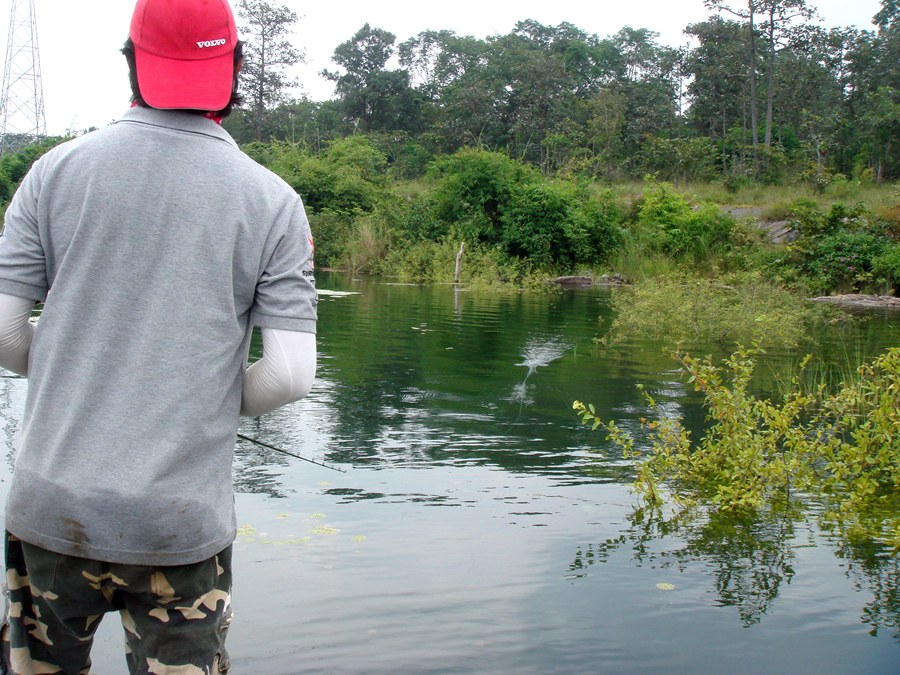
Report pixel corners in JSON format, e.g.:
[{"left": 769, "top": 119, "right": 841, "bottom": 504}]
[
  {"left": 0, "top": 160, "right": 50, "bottom": 301},
  {"left": 0, "top": 292, "right": 36, "bottom": 376},
  {"left": 250, "top": 197, "right": 317, "bottom": 333},
  {"left": 241, "top": 328, "right": 316, "bottom": 417}
]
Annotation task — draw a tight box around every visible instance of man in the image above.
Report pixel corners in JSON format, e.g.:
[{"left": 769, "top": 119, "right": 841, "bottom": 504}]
[{"left": 0, "top": 0, "right": 317, "bottom": 672}]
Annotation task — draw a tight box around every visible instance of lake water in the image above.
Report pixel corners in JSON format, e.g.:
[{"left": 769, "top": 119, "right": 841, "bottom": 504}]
[{"left": 1, "top": 272, "right": 898, "bottom": 673}]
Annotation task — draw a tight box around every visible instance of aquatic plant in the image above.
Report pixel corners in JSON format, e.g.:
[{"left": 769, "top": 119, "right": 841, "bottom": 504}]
[
  {"left": 597, "top": 272, "right": 842, "bottom": 351},
  {"left": 574, "top": 346, "right": 900, "bottom": 552}
]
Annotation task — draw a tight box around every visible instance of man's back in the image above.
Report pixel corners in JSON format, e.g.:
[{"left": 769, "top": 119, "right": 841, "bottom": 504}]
[
  {"left": 0, "top": 2, "right": 317, "bottom": 670},
  {"left": 0, "top": 106, "right": 317, "bottom": 565}
]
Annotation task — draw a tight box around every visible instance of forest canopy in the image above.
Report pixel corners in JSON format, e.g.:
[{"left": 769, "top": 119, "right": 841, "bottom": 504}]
[{"left": 225, "top": 0, "right": 899, "bottom": 184}]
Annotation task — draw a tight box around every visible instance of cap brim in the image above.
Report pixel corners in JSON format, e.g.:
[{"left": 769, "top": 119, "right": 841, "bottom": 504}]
[{"left": 134, "top": 48, "right": 234, "bottom": 111}]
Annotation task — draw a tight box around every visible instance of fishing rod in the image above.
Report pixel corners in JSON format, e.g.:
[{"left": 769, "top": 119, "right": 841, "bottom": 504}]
[{"left": 236, "top": 432, "right": 346, "bottom": 473}]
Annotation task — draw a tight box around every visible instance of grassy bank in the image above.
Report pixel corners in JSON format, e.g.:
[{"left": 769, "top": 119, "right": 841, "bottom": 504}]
[
  {"left": 258, "top": 139, "right": 898, "bottom": 295},
  {"left": 1, "top": 138, "right": 896, "bottom": 296}
]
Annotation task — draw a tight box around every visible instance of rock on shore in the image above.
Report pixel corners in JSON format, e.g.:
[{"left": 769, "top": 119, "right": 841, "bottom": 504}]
[
  {"left": 809, "top": 294, "right": 900, "bottom": 310},
  {"left": 551, "top": 274, "right": 628, "bottom": 286}
]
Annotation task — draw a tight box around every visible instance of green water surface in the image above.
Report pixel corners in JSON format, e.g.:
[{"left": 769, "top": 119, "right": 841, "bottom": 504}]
[{"left": 1, "top": 272, "right": 897, "bottom": 673}]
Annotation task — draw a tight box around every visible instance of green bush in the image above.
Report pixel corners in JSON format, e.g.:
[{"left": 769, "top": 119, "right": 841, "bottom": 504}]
[
  {"left": 636, "top": 136, "right": 719, "bottom": 183},
  {"left": 803, "top": 230, "right": 891, "bottom": 294},
  {"left": 499, "top": 181, "right": 588, "bottom": 268},
  {"left": 427, "top": 149, "right": 620, "bottom": 269},
  {"left": 580, "top": 190, "right": 626, "bottom": 263},
  {"left": 871, "top": 243, "right": 900, "bottom": 295},
  {"left": 786, "top": 197, "right": 827, "bottom": 237},
  {"left": 429, "top": 148, "right": 539, "bottom": 245},
  {"left": 307, "top": 210, "right": 353, "bottom": 269},
  {"left": 323, "top": 136, "right": 389, "bottom": 186},
  {"left": 787, "top": 199, "right": 869, "bottom": 239},
  {"left": 387, "top": 139, "right": 438, "bottom": 180},
  {"left": 755, "top": 144, "right": 790, "bottom": 185},
  {"left": 0, "top": 136, "right": 66, "bottom": 205},
  {"left": 249, "top": 138, "right": 390, "bottom": 216},
  {"left": 380, "top": 193, "right": 448, "bottom": 243},
  {"left": 575, "top": 346, "right": 900, "bottom": 549},
  {"left": 636, "top": 179, "right": 733, "bottom": 260}
]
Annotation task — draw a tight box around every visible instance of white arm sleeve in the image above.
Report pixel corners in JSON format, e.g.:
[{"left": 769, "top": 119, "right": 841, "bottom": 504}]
[
  {"left": 241, "top": 328, "right": 316, "bottom": 418},
  {"left": 0, "top": 292, "right": 36, "bottom": 376}
]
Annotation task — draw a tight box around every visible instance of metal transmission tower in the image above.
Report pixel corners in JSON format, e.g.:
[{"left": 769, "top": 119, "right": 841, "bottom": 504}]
[{"left": 0, "top": 0, "right": 46, "bottom": 155}]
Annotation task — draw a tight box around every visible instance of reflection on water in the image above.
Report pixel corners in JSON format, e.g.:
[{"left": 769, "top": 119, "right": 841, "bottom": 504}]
[
  {"left": 1, "top": 272, "right": 898, "bottom": 672},
  {"left": 569, "top": 500, "right": 900, "bottom": 638},
  {"left": 570, "top": 503, "right": 803, "bottom": 626},
  {"left": 837, "top": 539, "right": 900, "bottom": 640}
]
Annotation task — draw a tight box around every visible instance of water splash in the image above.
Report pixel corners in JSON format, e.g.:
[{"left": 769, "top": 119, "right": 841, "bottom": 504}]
[
  {"left": 508, "top": 337, "right": 571, "bottom": 408},
  {"left": 516, "top": 337, "right": 571, "bottom": 378},
  {"left": 509, "top": 382, "right": 533, "bottom": 405}
]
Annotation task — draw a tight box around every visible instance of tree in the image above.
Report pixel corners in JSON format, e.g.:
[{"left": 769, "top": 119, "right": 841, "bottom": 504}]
[
  {"left": 759, "top": 0, "right": 816, "bottom": 149},
  {"left": 238, "top": 0, "right": 303, "bottom": 140},
  {"left": 839, "top": 2, "right": 900, "bottom": 180},
  {"left": 323, "top": 24, "right": 420, "bottom": 133},
  {"left": 585, "top": 88, "right": 627, "bottom": 177},
  {"left": 867, "top": 0, "right": 899, "bottom": 180},
  {"left": 398, "top": 30, "right": 482, "bottom": 102},
  {"left": 704, "top": 1, "right": 764, "bottom": 154},
  {"left": 860, "top": 87, "right": 899, "bottom": 182},
  {"left": 873, "top": 0, "right": 898, "bottom": 30},
  {"left": 607, "top": 28, "right": 681, "bottom": 160},
  {"left": 497, "top": 26, "right": 579, "bottom": 169},
  {"left": 684, "top": 17, "right": 748, "bottom": 147}
]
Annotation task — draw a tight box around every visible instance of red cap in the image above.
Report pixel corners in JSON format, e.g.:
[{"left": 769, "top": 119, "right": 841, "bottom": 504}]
[{"left": 130, "top": 0, "right": 238, "bottom": 111}]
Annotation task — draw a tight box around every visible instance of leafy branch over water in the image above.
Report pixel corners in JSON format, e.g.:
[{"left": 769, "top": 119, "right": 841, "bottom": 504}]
[
  {"left": 575, "top": 346, "right": 900, "bottom": 550},
  {"left": 574, "top": 346, "right": 899, "bottom": 637}
]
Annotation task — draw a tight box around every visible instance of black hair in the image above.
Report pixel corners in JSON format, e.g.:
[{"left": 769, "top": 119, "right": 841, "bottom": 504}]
[{"left": 121, "top": 38, "right": 244, "bottom": 118}]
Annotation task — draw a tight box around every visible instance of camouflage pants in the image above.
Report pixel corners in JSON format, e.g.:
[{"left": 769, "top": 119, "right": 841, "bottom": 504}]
[{"left": 0, "top": 533, "right": 232, "bottom": 675}]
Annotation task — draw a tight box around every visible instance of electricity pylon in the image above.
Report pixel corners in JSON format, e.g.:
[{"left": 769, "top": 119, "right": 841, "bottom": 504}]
[{"left": 0, "top": 0, "right": 46, "bottom": 155}]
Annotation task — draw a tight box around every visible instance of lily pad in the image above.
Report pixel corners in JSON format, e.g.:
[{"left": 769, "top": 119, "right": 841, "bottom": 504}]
[{"left": 311, "top": 525, "right": 340, "bottom": 536}]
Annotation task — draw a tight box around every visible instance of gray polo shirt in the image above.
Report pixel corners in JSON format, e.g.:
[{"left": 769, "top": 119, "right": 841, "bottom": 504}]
[{"left": 0, "top": 107, "right": 317, "bottom": 565}]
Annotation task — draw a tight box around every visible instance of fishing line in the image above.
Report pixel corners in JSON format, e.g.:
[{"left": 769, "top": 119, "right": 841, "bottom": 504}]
[{"left": 236, "top": 433, "right": 346, "bottom": 473}]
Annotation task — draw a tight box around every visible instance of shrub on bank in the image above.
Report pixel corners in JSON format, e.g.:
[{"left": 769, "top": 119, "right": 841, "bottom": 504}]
[
  {"left": 575, "top": 346, "right": 900, "bottom": 550},
  {"left": 597, "top": 272, "right": 834, "bottom": 351},
  {"left": 428, "top": 148, "right": 539, "bottom": 245},
  {"left": 780, "top": 199, "right": 899, "bottom": 295},
  {"left": 251, "top": 138, "right": 390, "bottom": 216},
  {"left": 426, "top": 149, "right": 626, "bottom": 270},
  {"left": 872, "top": 244, "right": 900, "bottom": 296},
  {"left": 632, "top": 179, "right": 734, "bottom": 262},
  {"left": 0, "top": 137, "right": 66, "bottom": 207},
  {"left": 237, "top": 136, "right": 895, "bottom": 291},
  {"left": 803, "top": 230, "right": 893, "bottom": 294}
]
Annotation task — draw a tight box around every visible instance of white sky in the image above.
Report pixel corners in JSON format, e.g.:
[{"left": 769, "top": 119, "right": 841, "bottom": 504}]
[{"left": 0, "top": 0, "right": 885, "bottom": 135}]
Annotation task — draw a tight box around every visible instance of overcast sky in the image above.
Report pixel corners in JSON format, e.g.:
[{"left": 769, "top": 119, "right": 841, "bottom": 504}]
[{"left": 0, "top": 0, "right": 885, "bottom": 135}]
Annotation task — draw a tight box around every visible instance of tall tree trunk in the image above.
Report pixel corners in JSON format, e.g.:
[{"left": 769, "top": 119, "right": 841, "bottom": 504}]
[
  {"left": 254, "top": 40, "right": 267, "bottom": 141},
  {"left": 722, "top": 110, "right": 728, "bottom": 176},
  {"left": 764, "top": 7, "right": 776, "bottom": 149},
  {"left": 748, "top": 7, "right": 759, "bottom": 173}
]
